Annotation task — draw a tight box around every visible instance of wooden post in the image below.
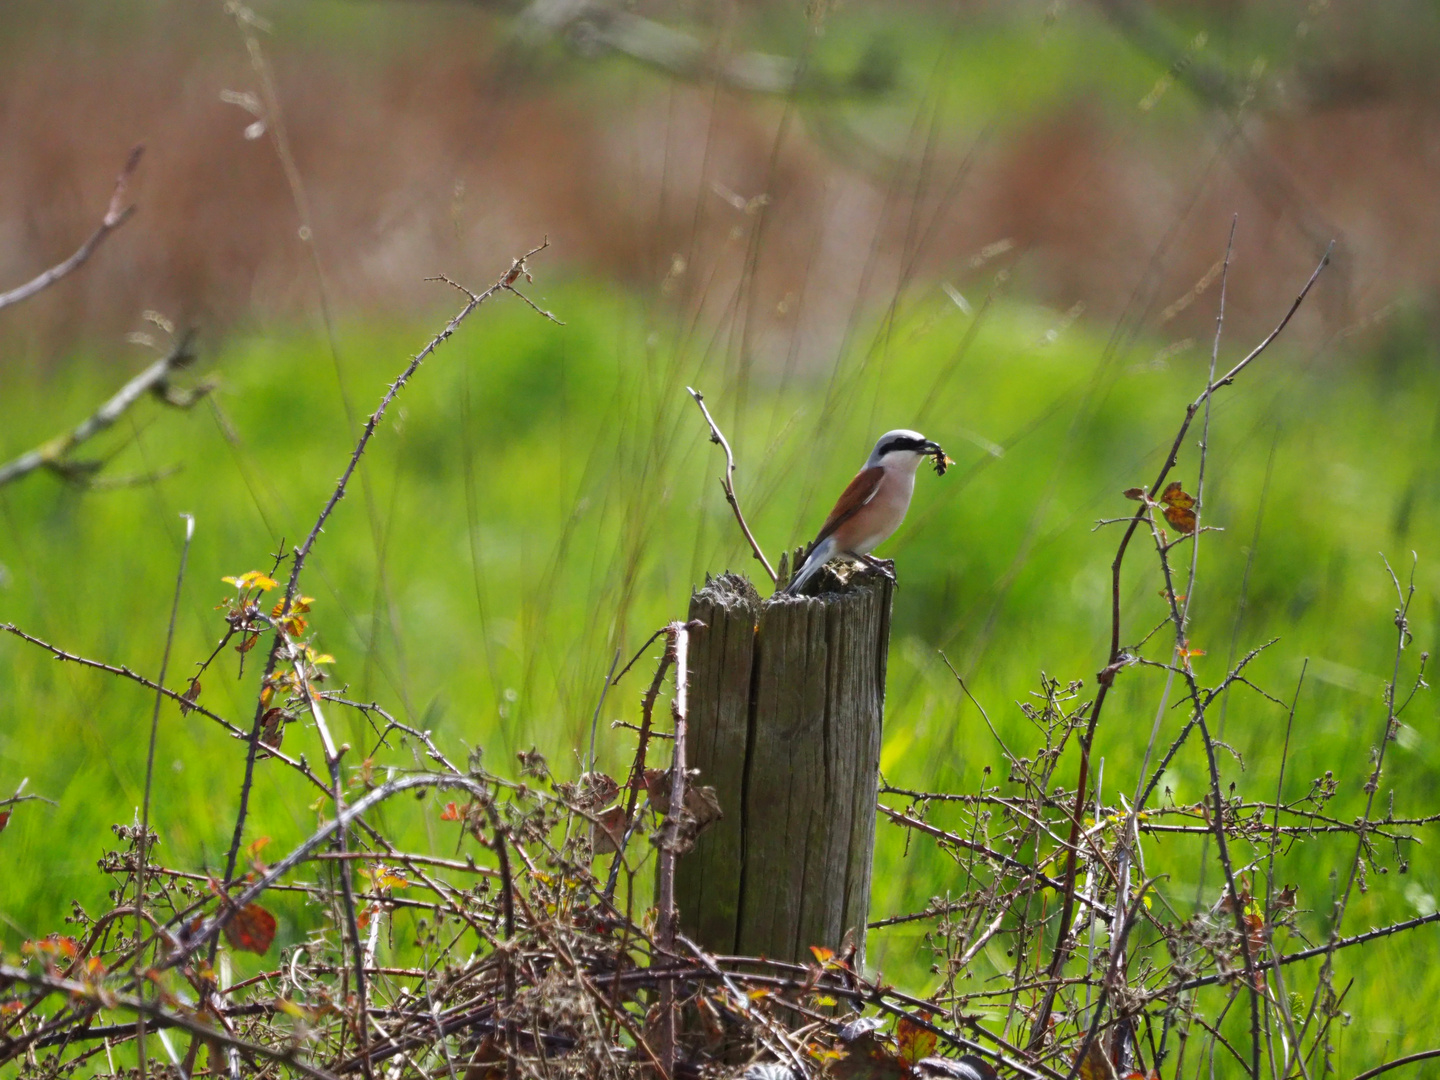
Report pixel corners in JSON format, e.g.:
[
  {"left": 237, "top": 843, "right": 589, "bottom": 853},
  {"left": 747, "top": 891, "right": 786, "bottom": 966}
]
[{"left": 675, "top": 569, "right": 892, "bottom": 967}]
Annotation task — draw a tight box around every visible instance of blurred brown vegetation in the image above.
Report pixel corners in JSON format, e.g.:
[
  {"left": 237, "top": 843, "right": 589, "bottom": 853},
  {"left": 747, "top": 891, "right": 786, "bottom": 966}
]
[{"left": 2, "top": 0, "right": 1439, "bottom": 365}]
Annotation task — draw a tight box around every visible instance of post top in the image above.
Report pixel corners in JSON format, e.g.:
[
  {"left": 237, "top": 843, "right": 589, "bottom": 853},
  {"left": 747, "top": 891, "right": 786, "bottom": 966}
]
[{"left": 694, "top": 566, "right": 893, "bottom": 611}]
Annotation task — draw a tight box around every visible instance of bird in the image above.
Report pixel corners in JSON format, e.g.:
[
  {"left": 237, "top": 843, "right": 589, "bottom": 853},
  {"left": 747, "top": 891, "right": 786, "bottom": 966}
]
[{"left": 783, "top": 429, "right": 945, "bottom": 595}]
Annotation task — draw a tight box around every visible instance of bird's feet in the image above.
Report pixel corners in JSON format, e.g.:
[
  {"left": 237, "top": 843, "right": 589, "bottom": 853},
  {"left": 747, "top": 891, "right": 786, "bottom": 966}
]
[{"left": 857, "top": 554, "right": 898, "bottom": 588}]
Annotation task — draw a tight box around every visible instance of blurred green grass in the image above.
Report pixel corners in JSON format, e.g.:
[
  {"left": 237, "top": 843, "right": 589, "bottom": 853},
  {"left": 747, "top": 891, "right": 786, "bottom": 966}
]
[{"left": 3, "top": 277, "right": 1440, "bottom": 1066}]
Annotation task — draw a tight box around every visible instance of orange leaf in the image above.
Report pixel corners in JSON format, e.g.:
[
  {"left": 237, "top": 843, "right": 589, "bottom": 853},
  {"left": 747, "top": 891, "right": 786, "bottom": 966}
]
[
  {"left": 272, "top": 596, "right": 315, "bottom": 619},
  {"left": 225, "top": 571, "right": 277, "bottom": 592},
  {"left": 1076, "top": 1040, "right": 1110, "bottom": 1080},
  {"left": 1159, "top": 481, "right": 1198, "bottom": 534},
  {"left": 1159, "top": 481, "right": 1195, "bottom": 510},
  {"left": 23, "top": 934, "right": 80, "bottom": 959},
  {"left": 440, "top": 802, "right": 464, "bottom": 821},
  {"left": 809, "top": 944, "right": 835, "bottom": 965},
  {"left": 367, "top": 863, "right": 409, "bottom": 890},
  {"left": 897, "top": 1013, "right": 938, "bottom": 1065},
  {"left": 223, "top": 903, "right": 277, "bottom": 955}
]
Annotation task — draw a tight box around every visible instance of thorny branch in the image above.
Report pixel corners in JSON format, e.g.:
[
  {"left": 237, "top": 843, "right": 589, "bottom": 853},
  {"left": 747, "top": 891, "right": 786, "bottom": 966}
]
[
  {"left": 686, "top": 386, "right": 780, "bottom": 586},
  {"left": 8, "top": 211, "right": 1439, "bottom": 1080},
  {"left": 221, "top": 240, "right": 557, "bottom": 902},
  {"left": 1027, "top": 239, "right": 1332, "bottom": 1052},
  {"left": 9, "top": 538, "right": 1439, "bottom": 1080},
  {"left": 654, "top": 621, "right": 691, "bottom": 1078}
]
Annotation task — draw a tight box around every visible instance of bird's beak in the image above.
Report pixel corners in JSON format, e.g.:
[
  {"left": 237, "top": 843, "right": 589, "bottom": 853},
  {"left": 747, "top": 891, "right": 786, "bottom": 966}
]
[{"left": 921, "top": 440, "right": 943, "bottom": 455}]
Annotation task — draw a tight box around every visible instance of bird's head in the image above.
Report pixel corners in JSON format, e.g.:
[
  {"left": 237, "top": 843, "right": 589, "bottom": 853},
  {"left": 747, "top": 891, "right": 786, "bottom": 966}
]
[{"left": 866, "top": 429, "right": 943, "bottom": 470}]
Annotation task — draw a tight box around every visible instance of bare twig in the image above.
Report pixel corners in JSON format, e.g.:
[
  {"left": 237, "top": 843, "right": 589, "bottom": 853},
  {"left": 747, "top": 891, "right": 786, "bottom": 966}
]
[
  {"left": 0, "top": 623, "right": 329, "bottom": 794},
  {"left": 170, "top": 773, "right": 489, "bottom": 969},
  {"left": 605, "top": 627, "right": 679, "bottom": 901},
  {"left": 1202, "top": 245, "right": 1333, "bottom": 399},
  {"left": 587, "top": 648, "right": 621, "bottom": 773},
  {"left": 1349, "top": 1046, "right": 1440, "bottom": 1080},
  {"left": 285, "top": 637, "right": 372, "bottom": 1079},
  {"left": 0, "top": 146, "right": 142, "bottom": 312},
  {"left": 0, "top": 963, "right": 340, "bottom": 1080},
  {"left": 134, "top": 513, "right": 194, "bottom": 1080},
  {"left": 0, "top": 329, "right": 206, "bottom": 488},
  {"left": 613, "top": 625, "right": 670, "bottom": 684},
  {"left": 1060, "top": 879, "right": 1156, "bottom": 1080},
  {"left": 481, "top": 798, "right": 519, "bottom": 1080},
  {"left": 221, "top": 241, "right": 556, "bottom": 896},
  {"left": 1175, "top": 908, "right": 1440, "bottom": 993},
  {"left": 1028, "top": 241, "right": 1331, "bottom": 1049},
  {"left": 288, "top": 242, "right": 552, "bottom": 603},
  {"left": 653, "top": 621, "right": 691, "bottom": 1077},
  {"left": 1294, "top": 555, "right": 1420, "bottom": 1057},
  {"left": 686, "top": 386, "right": 779, "bottom": 585}
]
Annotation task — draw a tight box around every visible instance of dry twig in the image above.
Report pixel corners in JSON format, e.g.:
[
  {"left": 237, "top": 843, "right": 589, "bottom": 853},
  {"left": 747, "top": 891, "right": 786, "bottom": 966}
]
[
  {"left": 0, "top": 146, "right": 142, "bottom": 313},
  {"left": 686, "top": 386, "right": 779, "bottom": 586},
  {"left": 0, "top": 330, "right": 207, "bottom": 489}
]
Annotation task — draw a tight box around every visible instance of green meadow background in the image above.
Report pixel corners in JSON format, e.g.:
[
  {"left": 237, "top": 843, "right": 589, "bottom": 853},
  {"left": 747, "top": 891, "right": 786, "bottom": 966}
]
[
  {"left": 4, "top": 280, "right": 1440, "bottom": 1065},
  {"left": 4, "top": 0, "right": 1440, "bottom": 1072}
]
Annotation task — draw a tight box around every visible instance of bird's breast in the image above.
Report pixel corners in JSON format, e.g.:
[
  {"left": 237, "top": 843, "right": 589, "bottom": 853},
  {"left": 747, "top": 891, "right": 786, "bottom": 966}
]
[{"left": 844, "top": 467, "right": 916, "bottom": 554}]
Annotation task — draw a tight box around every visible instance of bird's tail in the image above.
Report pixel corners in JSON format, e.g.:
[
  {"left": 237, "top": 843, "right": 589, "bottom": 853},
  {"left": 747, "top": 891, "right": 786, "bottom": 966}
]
[{"left": 782, "top": 537, "right": 835, "bottom": 595}]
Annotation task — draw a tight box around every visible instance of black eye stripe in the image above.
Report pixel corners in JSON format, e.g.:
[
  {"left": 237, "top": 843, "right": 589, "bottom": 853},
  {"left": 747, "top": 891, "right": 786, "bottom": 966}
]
[{"left": 879, "top": 436, "right": 926, "bottom": 455}]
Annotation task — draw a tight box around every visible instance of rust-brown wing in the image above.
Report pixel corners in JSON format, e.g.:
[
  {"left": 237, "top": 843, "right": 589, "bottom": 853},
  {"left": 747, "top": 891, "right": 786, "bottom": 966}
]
[{"left": 804, "top": 465, "right": 885, "bottom": 554}]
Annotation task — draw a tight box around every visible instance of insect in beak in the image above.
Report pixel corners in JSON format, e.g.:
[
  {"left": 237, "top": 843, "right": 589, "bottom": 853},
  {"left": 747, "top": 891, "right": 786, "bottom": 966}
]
[{"left": 924, "top": 441, "right": 954, "bottom": 476}]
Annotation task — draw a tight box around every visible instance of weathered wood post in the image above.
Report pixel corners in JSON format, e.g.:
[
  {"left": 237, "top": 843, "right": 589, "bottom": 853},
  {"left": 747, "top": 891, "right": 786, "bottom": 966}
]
[{"left": 676, "top": 568, "right": 892, "bottom": 966}]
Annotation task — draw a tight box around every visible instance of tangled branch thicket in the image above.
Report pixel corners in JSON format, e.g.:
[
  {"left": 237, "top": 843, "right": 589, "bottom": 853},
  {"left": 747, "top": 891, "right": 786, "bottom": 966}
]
[{"left": 3, "top": 237, "right": 1438, "bottom": 1080}]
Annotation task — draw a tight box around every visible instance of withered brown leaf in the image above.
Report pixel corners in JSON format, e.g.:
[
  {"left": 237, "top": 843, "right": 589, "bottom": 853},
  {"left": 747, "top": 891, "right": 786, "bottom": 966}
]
[
  {"left": 1159, "top": 481, "right": 1198, "bottom": 534},
  {"left": 223, "top": 903, "right": 277, "bottom": 955},
  {"left": 590, "top": 804, "right": 628, "bottom": 856},
  {"left": 259, "top": 707, "right": 287, "bottom": 749},
  {"left": 685, "top": 785, "right": 723, "bottom": 834},
  {"left": 574, "top": 771, "right": 619, "bottom": 811},
  {"left": 179, "top": 679, "right": 201, "bottom": 716},
  {"left": 643, "top": 767, "right": 670, "bottom": 813}
]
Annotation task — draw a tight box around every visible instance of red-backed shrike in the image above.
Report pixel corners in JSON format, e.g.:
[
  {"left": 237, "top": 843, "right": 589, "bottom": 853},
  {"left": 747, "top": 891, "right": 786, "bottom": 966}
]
[{"left": 783, "top": 429, "right": 944, "bottom": 595}]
